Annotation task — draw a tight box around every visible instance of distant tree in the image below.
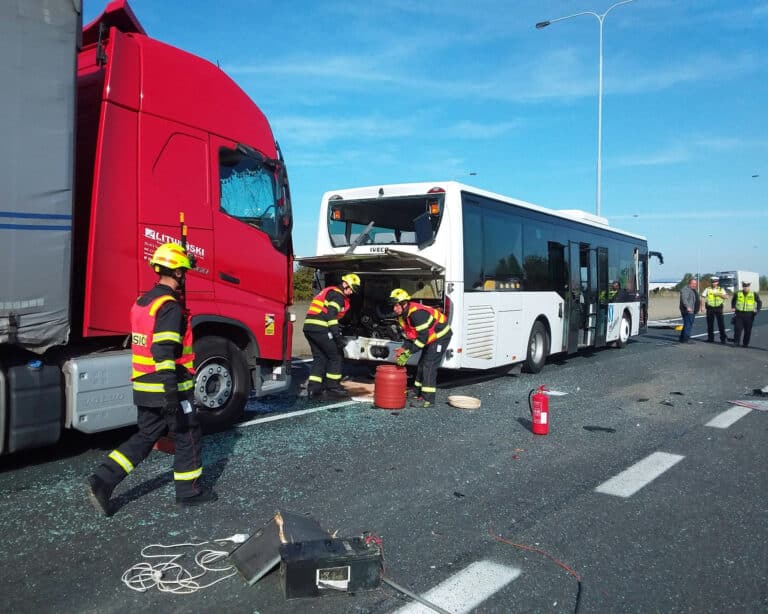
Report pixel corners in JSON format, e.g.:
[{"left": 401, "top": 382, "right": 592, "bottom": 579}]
[
  {"left": 293, "top": 265, "right": 316, "bottom": 300},
  {"left": 760, "top": 275, "right": 768, "bottom": 292}
]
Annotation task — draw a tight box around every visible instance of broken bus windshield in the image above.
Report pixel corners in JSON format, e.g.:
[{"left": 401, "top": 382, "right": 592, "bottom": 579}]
[{"left": 327, "top": 194, "right": 444, "bottom": 247}]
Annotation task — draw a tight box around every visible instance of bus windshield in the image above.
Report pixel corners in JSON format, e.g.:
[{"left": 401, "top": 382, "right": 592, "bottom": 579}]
[{"left": 327, "top": 194, "right": 444, "bottom": 247}]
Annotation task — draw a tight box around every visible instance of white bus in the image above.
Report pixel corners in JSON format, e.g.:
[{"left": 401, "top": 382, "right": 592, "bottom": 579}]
[{"left": 299, "top": 181, "right": 661, "bottom": 373}]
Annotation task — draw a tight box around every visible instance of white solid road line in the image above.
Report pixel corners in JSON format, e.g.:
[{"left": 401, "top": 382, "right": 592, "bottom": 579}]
[
  {"left": 705, "top": 406, "right": 752, "bottom": 429},
  {"left": 392, "top": 560, "right": 521, "bottom": 614},
  {"left": 236, "top": 400, "right": 359, "bottom": 427},
  {"left": 595, "top": 451, "right": 685, "bottom": 498}
]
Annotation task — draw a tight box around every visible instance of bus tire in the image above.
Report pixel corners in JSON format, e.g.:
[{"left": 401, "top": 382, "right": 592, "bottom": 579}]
[
  {"left": 616, "top": 311, "right": 632, "bottom": 348},
  {"left": 193, "top": 335, "right": 249, "bottom": 431},
  {"left": 615, "top": 312, "right": 631, "bottom": 348},
  {"left": 523, "top": 321, "right": 549, "bottom": 374}
]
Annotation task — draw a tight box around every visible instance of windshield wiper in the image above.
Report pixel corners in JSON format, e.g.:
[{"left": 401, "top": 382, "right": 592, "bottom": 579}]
[{"left": 346, "top": 221, "right": 375, "bottom": 254}]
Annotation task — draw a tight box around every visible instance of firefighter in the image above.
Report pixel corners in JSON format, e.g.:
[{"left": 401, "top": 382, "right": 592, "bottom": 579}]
[
  {"left": 700, "top": 276, "right": 728, "bottom": 343},
  {"left": 390, "top": 288, "right": 453, "bottom": 408},
  {"left": 86, "top": 243, "right": 216, "bottom": 516},
  {"left": 731, "top": 280, "right": 762, "bottom": 347},
  {"left": 303, "top": 273, "right": 360, "bottom": 399}
]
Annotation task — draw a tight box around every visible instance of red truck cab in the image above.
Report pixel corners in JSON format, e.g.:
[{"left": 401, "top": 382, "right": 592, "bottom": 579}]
[{"left": 75, "top": 1, "right": 294, "bottom": 425}]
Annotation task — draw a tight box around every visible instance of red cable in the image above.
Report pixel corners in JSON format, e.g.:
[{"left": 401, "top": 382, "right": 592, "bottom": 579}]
[{"left": 487, "top": 521, "right": 581, "bottom": 582}]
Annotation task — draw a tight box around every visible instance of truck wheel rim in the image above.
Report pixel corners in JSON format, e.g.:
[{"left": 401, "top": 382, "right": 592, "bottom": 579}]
[{"left": 195, "top": 361, "right": 233, "bottom": 409}]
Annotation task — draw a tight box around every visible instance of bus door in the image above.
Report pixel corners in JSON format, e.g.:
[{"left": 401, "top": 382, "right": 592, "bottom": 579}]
[
  {"left": 567, "top": 242, "right": 589, "bottom": 352},
  {"left": 637, "top": 249, "right": 648, "bottom": 333},
  {"left": 595, "top": 247, "right": 609, "bottom": 346}
]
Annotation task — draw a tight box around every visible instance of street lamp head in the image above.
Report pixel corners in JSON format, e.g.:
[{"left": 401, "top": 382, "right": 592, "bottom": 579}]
[{"left": 535, "top": 21, "right": 551, "bottom": 29}]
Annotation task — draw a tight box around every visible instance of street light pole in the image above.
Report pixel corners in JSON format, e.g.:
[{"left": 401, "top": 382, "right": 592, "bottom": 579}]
[{"left": 536, "top": 0, "right": 635, "bottom": 218}]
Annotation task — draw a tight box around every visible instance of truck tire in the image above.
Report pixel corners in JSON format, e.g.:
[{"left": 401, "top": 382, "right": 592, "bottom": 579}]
[
  {"left": 523, "top": 321, "right": 549, "bottom": 374},
  {"left": 193, "top": 335, "right": 249, "bottom": 430},
  {"left": 615, "top": 312, "right": 631, "bottom": 348}
]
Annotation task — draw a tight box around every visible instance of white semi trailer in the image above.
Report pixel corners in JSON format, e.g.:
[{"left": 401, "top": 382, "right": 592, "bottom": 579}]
[{"left": 714, "top": 271, "right": 759, "bottom": 294}]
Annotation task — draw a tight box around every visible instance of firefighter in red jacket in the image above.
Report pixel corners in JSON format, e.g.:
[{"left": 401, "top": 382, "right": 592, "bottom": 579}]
[
  {"left": 390, "top": 288, "right": 452, "bottom": 408},
  {"left": 303, "top": 273, "right": 360, "bottom": 399},
  {"left": 86, "top": 243, "right": 216, "bottom": 516}
]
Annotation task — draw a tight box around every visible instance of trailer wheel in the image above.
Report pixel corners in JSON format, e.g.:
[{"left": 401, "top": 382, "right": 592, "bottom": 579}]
[
  {"left": 523, "top": 321, "right": 549, "bottom": 374},
  {"left": 193, "top": 336, "right": 249, "bottom": 430},
  {"left": 615, "top": 312, "right": 631, "bottom": 348}
]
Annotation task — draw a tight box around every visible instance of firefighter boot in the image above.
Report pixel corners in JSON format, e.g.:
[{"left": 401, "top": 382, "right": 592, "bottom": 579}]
[
  {"left": 307, "top": 388, "right": 326, "bottom": 400},
  {"left": 176, "top": 489, "right": 218, "bottom": 507},
  {"left": 409, "top": 398, "right": 433, "bottom": 409},
  {"left": 86, "top": 474, "right": 114, "bottom": 517},
  {"left": 325, "top": 385, "right": 349, "bottom": 399}
]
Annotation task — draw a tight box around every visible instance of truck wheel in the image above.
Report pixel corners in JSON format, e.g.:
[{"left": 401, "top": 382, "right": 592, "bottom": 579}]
[
  {"left": 523, "top": 321, "right": 549, "bottom": 374},
  {"left": 194, "top": 336, "right": 249, "bottom": 430},
  {"left": 615, "top": 312, "right": 631, "bottom": 348}
]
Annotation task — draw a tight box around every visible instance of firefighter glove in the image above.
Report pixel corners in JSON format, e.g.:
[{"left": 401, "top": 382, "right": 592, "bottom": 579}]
[
  {"left": 334, "top": 336, "right": 347, "bottom": 351},
  {"left": 395, "top": 349, "right": 411, "bottom": 366}
]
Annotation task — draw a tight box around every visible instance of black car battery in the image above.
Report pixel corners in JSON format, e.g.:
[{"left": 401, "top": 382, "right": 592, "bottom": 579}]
[{"left": 279, "top": 537, "right": 383, "bottom": 599}]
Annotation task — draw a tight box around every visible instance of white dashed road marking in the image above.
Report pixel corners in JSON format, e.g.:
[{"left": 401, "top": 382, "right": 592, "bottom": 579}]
[
  {"left": 705, "top": 406, "right": 752, "bottom": 429},
  {"left": 392, "top": 560, "right": 521, "bottom": 614},
  {"left": 595, "top": 452, "right": 685, "bottom": 498}
]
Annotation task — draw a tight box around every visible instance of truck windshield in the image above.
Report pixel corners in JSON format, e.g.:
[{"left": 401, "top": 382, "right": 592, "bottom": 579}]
[
  {"left": 219, "top": 146, "right": 280, "bottom": 240},
  {"left": 327, "top": 194, "right": 444, "bottom": 247}
]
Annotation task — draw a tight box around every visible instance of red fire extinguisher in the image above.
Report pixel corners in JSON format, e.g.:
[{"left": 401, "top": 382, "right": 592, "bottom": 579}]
[{"left": 528, "top": 385, "right": 549, "bottom": 435}]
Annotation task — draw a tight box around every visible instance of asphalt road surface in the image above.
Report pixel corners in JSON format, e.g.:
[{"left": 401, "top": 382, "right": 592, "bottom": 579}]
[{"left": 0, "top": 315, "right": 766, "bottom": 613}]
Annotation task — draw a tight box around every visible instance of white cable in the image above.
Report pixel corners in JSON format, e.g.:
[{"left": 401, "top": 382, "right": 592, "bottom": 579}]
[{"left": 121, "top": 535, "right": 248, "bottom": 594}]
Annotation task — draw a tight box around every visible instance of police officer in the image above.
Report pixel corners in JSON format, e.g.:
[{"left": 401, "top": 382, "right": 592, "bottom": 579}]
[
  {"left": 390, "top": 288, "right": 452, "bottom": 408},
  {"left": 731, "top": 280, "right": 762, "bottom": 347},
  {"left": 303, "top": 273, "right": 360, "bottom": 399},
  {"left": 700, "top": 276, "right": 728, "bottom": 343},
  {"left": 87, "top": 243, "right": 216, "bottom": 516}
]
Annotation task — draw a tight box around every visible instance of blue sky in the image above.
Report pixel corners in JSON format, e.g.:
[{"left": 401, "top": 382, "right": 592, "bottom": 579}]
[{"left": 85, "top": 0, "right": 767, "bottom": 281}]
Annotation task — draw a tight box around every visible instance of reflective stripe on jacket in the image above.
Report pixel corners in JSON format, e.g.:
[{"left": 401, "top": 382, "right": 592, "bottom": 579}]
[
  {"left": 304, "top": 286, "right": 349, "bottom": 330},
  {"left": 705, "top": 287, "right": 727, "bottom": 307},
  {"left": 734, "top": 291, "right": 756, "bottom": 312},
  {"left": 401, "top": 302, "right": 451, "bottom": 351},
  {"left": 130, "top": 293, "right": 194, "bottom": 396}
]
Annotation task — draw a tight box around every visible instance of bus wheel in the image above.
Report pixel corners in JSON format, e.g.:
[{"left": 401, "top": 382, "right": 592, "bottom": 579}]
[
  {"left": 615, "top": 312, "right": 631, "bottom": 348},
  {"left": 523, "top": 321, "right": 549, "bottom": 374},
  {"left": 194, "top": 335, "right": 249, "bottom": 431}
]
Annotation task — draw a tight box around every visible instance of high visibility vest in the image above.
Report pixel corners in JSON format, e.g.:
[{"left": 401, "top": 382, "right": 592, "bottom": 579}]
[
  {"left": 735, "top": 291, "right": 756, "bottom": 312},
  {"left": 705, "top": 286, "right": 726, "bottom": 307},
  {"left": 131, "top": 295, "right": 195, "bottom": 390},
  {"left": 401, "top": 303, "right": 450, "bottom": 349},
  {"left": 305, "top": 286, "right": 349, "bottom": 328}
]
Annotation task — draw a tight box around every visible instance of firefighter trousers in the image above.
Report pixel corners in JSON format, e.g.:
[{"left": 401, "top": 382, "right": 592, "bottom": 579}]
[
  {"left": 414, "top": 331, "right": 452, "bottom": 402},
  {"left": 304, "top": 329, "right": 344, "bottom": 392},
  {"left": 94, "top": 404, "right": 203, "bottom": 498}
]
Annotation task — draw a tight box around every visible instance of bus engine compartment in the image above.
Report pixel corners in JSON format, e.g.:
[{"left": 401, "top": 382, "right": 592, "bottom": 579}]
[{"left": 315, "top": 270, "right": 447, "bottom": 362}]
